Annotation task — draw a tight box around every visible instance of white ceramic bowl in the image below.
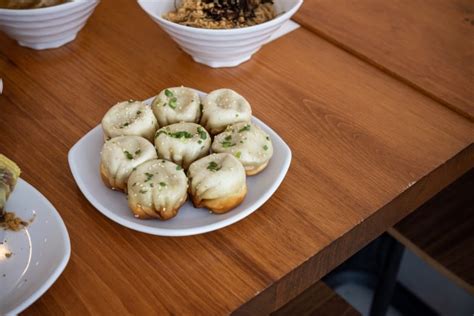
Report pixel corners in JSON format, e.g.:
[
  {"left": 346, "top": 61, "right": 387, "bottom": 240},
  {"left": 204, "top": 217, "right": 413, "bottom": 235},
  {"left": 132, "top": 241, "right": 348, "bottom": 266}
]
[
  {"left": 0, "top": 0, "right": 99, "bottom": 50},
  {"left": 138, "top": 0, "right": 303, "bottom": 68}
]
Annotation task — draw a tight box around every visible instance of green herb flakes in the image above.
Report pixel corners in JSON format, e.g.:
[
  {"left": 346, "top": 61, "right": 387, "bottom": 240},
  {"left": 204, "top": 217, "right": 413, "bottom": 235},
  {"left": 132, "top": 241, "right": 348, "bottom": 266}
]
[
  {"left": 159, "top": 182, "right": 166, "bottom": 187},
  {"left": 235, "top": 152, "right": 241, "bottom": 158},
  {"left": 169, "top": 131, "right": 193, "bottom": 139},
  {"left": 197, "top": 127, "right": 207, "bottom": 140},
  {"left": 124, "top": 151, "right": 133, "bottom": 160},
  {"left": 139, "top": 189, "right": 148, "bottom": 194},
  {"left": 135, "top": 149, "right": 141, "bottom": 155},
  {"left": 238, "top": 124, "right": 251, "bottom": 133},
  {"left": 263, "top": 145, "right": 269, "bottom": 151},
  {"left": 207, "top": 161, "right": 221, "bottom": 172},
  {"left": 221, "top": 141, "right": 236, "bottom": 148},
  {"left": 165, "top": 89, "right": 174, "bottom": 98},
  {"left": 176, "top": 165, "right": 183, "bottom": 171},
  {"left": 145, "top": 172, "right": 154, "bottom": 182},
  {"left": 169, "top": 97, "right": 178, "bottom": 109}
]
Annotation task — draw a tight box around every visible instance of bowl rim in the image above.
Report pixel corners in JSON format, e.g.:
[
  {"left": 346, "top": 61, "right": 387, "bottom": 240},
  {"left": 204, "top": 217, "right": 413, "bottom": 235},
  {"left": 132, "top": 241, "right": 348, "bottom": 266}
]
[
  {"left": 137, "top": 0, "right": 303, "bottom": 34},
  {"left": 0, "top": 0, "right": 97, "bottom": 15}
]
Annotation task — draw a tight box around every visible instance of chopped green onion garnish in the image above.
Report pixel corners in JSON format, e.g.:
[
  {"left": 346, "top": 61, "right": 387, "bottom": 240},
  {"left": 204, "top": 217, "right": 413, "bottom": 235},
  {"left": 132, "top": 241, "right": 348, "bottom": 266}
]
[
  {"left": 169, "top": 131, "right": 193, "bottom": 139},
  {"left": 238, "top": 124, "right": 251, "bottom": 133},
  {"left": 124, "top": 151, "right": 133, "bottom": 160},
  {"left": 221, "top": 141, "right": 236, "bottom": 148},
  {"left": 145, "top": 172, "right": 154, "bottom": 182},
  {"left": 165, "top": 89, "right": 173, "bottom": 97},
  {"left": 207, "top": 161, "right": 221, "bottom": 172},
  {"left": 169, "top": 97, "right": 177, "bottom": 109},
  {"left": 197, "top": 127, "right": 207, "bottom": 140}
]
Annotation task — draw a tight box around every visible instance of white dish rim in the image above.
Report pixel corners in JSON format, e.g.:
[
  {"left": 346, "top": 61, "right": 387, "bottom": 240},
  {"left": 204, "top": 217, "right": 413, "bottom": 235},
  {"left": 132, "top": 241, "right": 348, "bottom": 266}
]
[{"left": 5, "top": 179, "right": 71, "bottom": 315}]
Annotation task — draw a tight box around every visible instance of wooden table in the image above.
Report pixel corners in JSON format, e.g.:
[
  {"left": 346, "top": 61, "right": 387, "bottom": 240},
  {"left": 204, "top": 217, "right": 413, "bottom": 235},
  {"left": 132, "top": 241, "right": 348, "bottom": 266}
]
[
  {"left": 0, "top": 0, "right": 473, "bottom": 314},
  {"left": 294, "top": 0, "right": 474, "bottom": 121},
  {"left": 390, "top": 169, "right": 474, "bottom": 294}
]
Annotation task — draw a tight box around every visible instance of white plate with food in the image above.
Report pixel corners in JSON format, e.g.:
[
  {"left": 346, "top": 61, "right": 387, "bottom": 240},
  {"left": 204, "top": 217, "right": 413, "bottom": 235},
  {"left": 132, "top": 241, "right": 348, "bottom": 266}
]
[
  {"left": 0, "top": 177, "right": 70, "bottom": 315},
  {"left": 68, "top": 89, "right": 291, "bottom": 236}
]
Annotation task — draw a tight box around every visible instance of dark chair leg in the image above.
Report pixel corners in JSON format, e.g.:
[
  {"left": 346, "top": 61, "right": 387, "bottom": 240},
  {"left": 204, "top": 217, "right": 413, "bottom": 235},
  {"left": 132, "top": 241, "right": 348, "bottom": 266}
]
[{"left": 369, "top": 237, "right": 405, "bottom": 316}]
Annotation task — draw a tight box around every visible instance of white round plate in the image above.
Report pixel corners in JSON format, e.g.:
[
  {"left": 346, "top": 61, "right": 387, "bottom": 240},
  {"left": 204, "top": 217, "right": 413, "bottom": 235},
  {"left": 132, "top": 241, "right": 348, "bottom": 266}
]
[
  {"left": 0, "top": 179, "right": 71, "bottom": 315},
  {"left": 68, "top": 91, "right": 291, "bottom": 236}
]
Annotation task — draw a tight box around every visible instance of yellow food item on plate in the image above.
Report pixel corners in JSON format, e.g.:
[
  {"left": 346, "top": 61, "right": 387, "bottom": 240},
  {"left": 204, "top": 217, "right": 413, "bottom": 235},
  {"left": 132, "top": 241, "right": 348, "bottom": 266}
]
[{"left": 0, "top": 154, "right": 21, "bottom": 212}]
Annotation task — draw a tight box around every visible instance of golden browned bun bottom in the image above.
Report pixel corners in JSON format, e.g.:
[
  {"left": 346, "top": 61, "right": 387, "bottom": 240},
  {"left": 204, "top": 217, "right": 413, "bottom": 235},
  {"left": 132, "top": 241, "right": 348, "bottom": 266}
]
[
  {"left": 100, "top": 163, "right": 127, "bottom": 192},
  {"left": 129, "top": 195, "right": 187, "bottom": 220},
  {"left": 245, "top": 160, "right": 270, "bottom": 176},
  {"left": 191, "top": 184, "right": 247, "bottom": 214}
]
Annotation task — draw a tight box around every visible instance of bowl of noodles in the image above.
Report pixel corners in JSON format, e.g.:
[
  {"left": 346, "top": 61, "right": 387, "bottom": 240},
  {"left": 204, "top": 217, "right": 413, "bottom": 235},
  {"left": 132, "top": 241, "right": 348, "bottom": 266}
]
[
  {"left": 138, "top": 0, "right": 303, "bottom": 68},
  {"left": 0, "top": 0, "right": 99, "bottom": 50}
]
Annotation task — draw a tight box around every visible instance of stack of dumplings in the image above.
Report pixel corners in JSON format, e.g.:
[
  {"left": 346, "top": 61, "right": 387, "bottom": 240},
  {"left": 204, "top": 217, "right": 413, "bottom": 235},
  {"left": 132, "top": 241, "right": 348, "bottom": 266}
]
[{"left": 99, "top": 87, "right": 273, "bottom": 221}]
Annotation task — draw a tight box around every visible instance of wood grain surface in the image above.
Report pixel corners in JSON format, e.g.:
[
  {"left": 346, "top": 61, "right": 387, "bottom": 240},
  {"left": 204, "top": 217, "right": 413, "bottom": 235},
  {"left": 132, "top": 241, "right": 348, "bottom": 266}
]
[
  {"left": 0, "top": 0, "right": 473, "bottom": 314},
  {"left": 294, "top": 0, "right": 474, "bottom": 121},
  {"left": 390, "top": 169, "right": 474, "bottom": 294},
  {"left": 272, "top": 281, "right": 360, "bottom": 316}
]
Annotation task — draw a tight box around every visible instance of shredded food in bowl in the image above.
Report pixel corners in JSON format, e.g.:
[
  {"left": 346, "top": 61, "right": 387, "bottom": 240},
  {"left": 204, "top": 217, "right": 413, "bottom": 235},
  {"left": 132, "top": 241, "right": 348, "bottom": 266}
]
[
  {"left": 0, "top": 0, "right": 68, "bottom": 9},
  {"left": 164, "top": 0, "right": 275, "bottom": 29}
]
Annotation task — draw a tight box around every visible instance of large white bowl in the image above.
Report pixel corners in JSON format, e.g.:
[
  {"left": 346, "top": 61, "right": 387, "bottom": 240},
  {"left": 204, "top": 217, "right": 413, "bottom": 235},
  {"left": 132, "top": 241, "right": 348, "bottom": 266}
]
[
  {"left": 0, "top": 0, "right": 99, "bottom": 50},
  {"left": 138, "top": 0, "right": 303, "bottom": 68}
]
